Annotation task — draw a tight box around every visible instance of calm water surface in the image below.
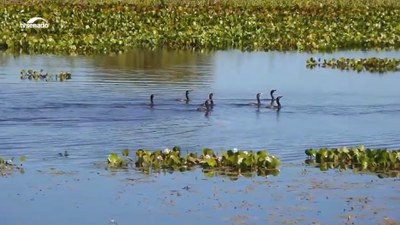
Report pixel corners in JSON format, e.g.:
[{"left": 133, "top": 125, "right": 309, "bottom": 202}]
[{"left": 0, "top": 50, "right": 400, "bottom": 165}]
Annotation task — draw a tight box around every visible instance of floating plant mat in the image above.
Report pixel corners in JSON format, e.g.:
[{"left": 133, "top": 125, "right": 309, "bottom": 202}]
[
  {"left": 1, "top": 0, "right": 400, "bottom": 54},
  {"left": 20, "top": 69, "right": 72, "bottom": 81},
  {"left": 0, "top": 156, "right": 25, "bottom": 176},
  {"left": 107, "top": 147, "right": 280, "bottom": 178},
  {"left": 304, "top": 145, "right": 400, "bottom": 177},
  {"left": 306, "top": 57, "right": 400, "bottom": 73}
]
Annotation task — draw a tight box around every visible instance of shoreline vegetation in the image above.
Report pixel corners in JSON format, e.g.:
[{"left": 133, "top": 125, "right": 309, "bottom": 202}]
[{"left": 1, "top": 0, "right": 400, "bottom": 55}]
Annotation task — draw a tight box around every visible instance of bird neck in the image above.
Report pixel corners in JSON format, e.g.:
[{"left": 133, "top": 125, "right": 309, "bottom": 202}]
[{"left": 270, "top": 92, "right": 275, "bottom": 100}]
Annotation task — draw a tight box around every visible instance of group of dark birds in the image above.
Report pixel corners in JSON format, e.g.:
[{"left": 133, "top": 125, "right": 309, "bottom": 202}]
[{"left": 148, "top": 89, "right": 283, "bottom": 112}]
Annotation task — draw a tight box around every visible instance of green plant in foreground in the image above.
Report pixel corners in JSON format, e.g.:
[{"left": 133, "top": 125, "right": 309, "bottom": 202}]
[
  {"left": 108, "top": 147, "right": 280, "bottom": 177},
  {"left": 305, "top": 145, "right": 400, "bottom": 177},
  {"left": 306, "top": 57, "right": 400, "bottom": 73},
  {"left": 0, "top": 155, "right": 26, "bottom": 176}
]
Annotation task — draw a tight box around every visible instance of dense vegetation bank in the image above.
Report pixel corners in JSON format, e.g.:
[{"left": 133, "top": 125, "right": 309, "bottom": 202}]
[{"left": 1, "top": 0, "right": 400, "bottom": 54}]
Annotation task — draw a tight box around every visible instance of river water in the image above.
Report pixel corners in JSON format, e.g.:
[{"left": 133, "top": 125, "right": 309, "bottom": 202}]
[
  {"left": 1, "top": 50, "right": 400, "bottom": 225},
  {"left": 1, "top": 50, "right": 399, "bottom": 165}
]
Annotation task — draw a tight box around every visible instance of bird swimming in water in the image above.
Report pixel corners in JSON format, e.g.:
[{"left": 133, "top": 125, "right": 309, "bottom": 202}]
[
  {"left": 149, "top": 94, "right": 155, "bottom": 107},
  {"left": 275, "top": 96, "right": 283, "bottom": 109},
  {"left": 264, "top": 89, "right": 277, "bottom": 107},
  {"left": 208, "top": 93, "right": 214, "bottom": 106},
  {"left": 266, "top": 96, "right": 283, "bottom": 110},
  {"left": 178, "top": 90, "right": 192, "bottom": 103},
  {"left": 200, "top": 93, "right": 214, "bottom": 107},
  {"left": 250, "top": 93, "right": 262, "bottom": 107},
  {"left": 197, "top": 99, "right": 211, "bottom": 112},
  {"left": 269, "top": 89, "right": 277, "bottom": 101}
]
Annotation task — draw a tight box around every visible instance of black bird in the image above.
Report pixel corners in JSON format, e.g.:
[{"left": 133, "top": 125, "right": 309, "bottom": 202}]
[
  {"left": 208, "top": 93, "right": 214, "bottom": 106},
  {"left": 275, "top": 96, "right": 283, "bottom": 109},
  {"left": 201, "top": 93, "right": 214, "bottom": 107},
  {"left": 149, "top": 94, "right": 155, "bottom": 107},
  {"left": 178, "top": 90, "right": 192, "bottom": 102},
  {"left": 266, "top": 96, "right": 283, "bottom": 109},
  {"left": 265, "top": 89, "right": 277, "bottom": 107},
  {"left": 269, "top": 90, "right": 277, "bottom": 101},
  {"left": 197, "top": 99, "right": 211, "bottom": 112},
  {"left": 250, "top": 93, "right": 262, "bottom": 107}
]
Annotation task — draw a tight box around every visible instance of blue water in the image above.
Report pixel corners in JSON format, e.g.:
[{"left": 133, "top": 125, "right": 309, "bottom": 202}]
[
  {"left": 1, "top": 50, "right": 400, "bottom": 165},
  {"left": 1, "top": 50, "right": 400, "bottom": 225}
]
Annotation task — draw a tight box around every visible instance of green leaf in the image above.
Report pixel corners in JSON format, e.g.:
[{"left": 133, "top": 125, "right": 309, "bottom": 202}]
[
  {"left": 204, "top": 158, "right": 217, "bottom": 168},
  {"left": 108, "top": 153, "right": 119, "bottom": 164},
  {"left": 121, "top": 149, "right": 129, "bottom": 157},
  {"left": 202, "top": 148, "right": 214, "bottom": 156},
  {"left": 19, "top": 155, "right": 26, "bottom": 163}
]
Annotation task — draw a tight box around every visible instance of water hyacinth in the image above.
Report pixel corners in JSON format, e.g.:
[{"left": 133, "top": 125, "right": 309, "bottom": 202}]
[
  {"left": 0, "top": 156, "right": 25, "bottom": 176},
  {"left": 1, "top": 0, "right": 400, "bottom": 55},
  {"left": 107, "top": 147, "right": 280, "bottom": 177},
  {"left": 163, "top": 148, "right": 171, "bottom": 154},
  {"left": 20, "top": 69, "right": 72, "bottom": 81},
  {"left": 306, "top": 57, "right": 400, "bottom": 73},
  {"left": 305, "top": 145, "right": 400, "bottom": 177}
]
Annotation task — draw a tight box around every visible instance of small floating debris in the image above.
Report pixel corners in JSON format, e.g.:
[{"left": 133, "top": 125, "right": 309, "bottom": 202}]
[
  {"left": 107, "top": 147, "right": 280, "bottom": 178},
  {"left": 305, "top": 145, "right": 400, "bottom": 177},
  {"left": 306, "top": 57, "right": 400, "bottom": 73},
  {"left": 182, "top": 185, "right": 191, "bottom": 191},
  {"left": 58, "top": 150, "right": 69, "bottom": 157},
  {"left": 20, "top": 69, "right": 72, "bottom": 81}
]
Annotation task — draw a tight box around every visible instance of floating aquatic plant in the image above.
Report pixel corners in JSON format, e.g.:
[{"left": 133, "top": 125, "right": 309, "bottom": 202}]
[
  {"left": 306, "top": 57, "right": 400, "bottom": 73},
  {"left": 0, "top": 155, "right": 25, "bottom": 176},
  {"left": 20, "top": 69, "right": 72, "bottom": 81},
  {"left": 107, "top": 147, "right": 280, "bottom": 177},
  {"left": 305, "top": 145, "right": 400, "bottom": 177},
  {"left": 107, "top": 148, "right": 131, "bottom": 168},
  {"left": 1, "top": 0, "right": 400, "bottom": 54}
]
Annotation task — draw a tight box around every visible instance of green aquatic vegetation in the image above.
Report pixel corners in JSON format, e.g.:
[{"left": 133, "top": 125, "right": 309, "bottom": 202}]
[
  {"left": 108, "top": 147, "right": 280, "bottom": 176},
  {"left": 107, "top": 149, "right": 131, "bottom": 168},
  {"left": 305, "top": 145, "right": 400, "bottom": 177},
  {"left": 1, "top": 1, "right": 400, "bottom": 54},
  {"left": 306, "top": 57, "right": 400, "bottom": 73},
  {"left": 0, "top": 155, "right": 25, "bottom": 176},
  {"left": 20, "top": 69, "right": 72, "bottom": 81}
]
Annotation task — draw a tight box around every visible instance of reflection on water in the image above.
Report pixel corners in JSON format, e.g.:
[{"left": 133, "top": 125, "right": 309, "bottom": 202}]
[
  {"left": 86, "top": 49, "right": 213, "bottom": 86},
  {"left": 0, "top": 50, "right": 400, "bottom": 165}
]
